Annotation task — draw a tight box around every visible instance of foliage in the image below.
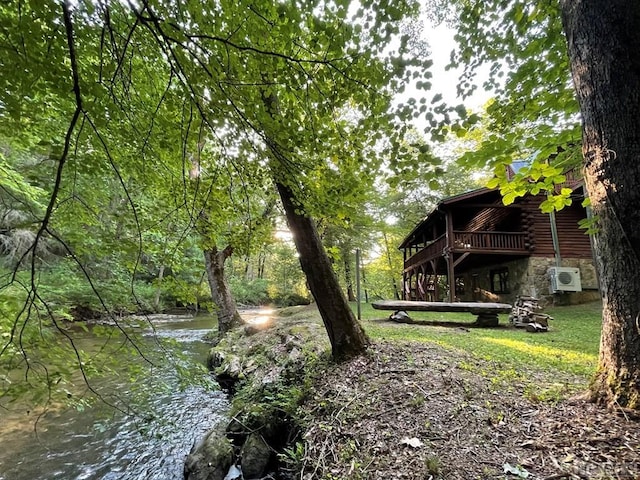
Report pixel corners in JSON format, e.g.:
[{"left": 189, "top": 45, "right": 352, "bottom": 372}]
[
  {"left": 229, "top": 278, "right": 270, "bottom": 306},
  {"left": 228, "top": 275, "right": 312, "bottom": 308},
  {"left": 426, "top": 1, "right": 583, "bottom": 209},
  {"left": 360, "top": 243, "right": 403, "bottom": 301},
  {"left": 262, "top": 241, "right": 309, "bottom": 302},
  {"left": 219, "top": 240, "right": 313, "bottom": 307},
  {"left": 278, "top": 441, "right": 306, "bottom": 471},
  {"left": 0, "top": 0, "right": 439, "bottom": 402}
]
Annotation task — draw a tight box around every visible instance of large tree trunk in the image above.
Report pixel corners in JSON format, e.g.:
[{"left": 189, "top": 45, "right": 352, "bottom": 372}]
[
  {"left": 561, "top": 0, "right": 640, "bottom": 409},
  {"left": 275, "top": 181, "right": 369, "bottom": 360},
  {"left": 260, "top": 83, "right": 368, "bottom": 360},
  {"left": 203, "top": 245, "right": 243, "bottom": 338}
]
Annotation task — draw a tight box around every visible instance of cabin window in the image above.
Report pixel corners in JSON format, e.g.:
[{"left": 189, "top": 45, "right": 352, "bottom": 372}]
[{"left": 490, "top": 268, "right": 509, "bottom": 294}]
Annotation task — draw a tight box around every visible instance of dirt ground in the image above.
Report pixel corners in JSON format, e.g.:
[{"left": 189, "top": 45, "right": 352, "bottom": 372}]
[{"left": 297, "top": 337, "right": 640, "bottom": 480}]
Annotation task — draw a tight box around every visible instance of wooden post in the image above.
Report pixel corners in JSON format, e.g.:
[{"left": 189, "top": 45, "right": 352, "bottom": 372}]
[
  {"left": 445, "top": 210, "right": 456, "bottom": 302},
  {"left": 431, "top": 259, "right": 440, "bottom": 301},
  {"left": 402, "top": 271, "right": 407, "bottom": 300}
]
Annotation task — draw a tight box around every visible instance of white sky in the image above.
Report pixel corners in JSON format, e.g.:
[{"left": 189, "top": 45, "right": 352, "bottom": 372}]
[{"left": 419, "top": 22, "right": 491, "bottom": 111}]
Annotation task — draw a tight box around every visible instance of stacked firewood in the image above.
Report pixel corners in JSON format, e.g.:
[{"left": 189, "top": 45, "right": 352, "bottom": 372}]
[{"left": 509, "top": 296, "right": 552, "bottom": 332}]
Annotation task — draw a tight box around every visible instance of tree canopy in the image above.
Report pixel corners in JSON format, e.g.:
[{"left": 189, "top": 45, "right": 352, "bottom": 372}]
[
  {"left": 0, "top": 0, "right": 435, "bottom": 401},
  {"left": 2, "top": 0, "right": 640, "bottom": 410}
]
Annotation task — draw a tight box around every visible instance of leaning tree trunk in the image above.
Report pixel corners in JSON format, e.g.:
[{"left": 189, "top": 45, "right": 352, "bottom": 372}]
[
  {"left": 260, "top": 82, "right": 368, "bottom": 360},
  {"left": 203, "top": 245, "right": 243, "bottom": 338},
  {"left": 275, "top": 181, "right": 369, "bottom": 360},
  {"left": 561, "top": 0, "right": 640, "bottom": 409}
]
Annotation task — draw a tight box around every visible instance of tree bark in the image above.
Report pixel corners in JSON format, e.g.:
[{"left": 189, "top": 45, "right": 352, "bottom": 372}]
[
  {"left": 561, "top": 0, "right": 640, "bottom": 409},
  {"left": 275, "top": 181, "right": 369, "bottom": 360},
  {"left": 383, "top": 232, "right": 400, "bottom": 300},
  {"left": 153, "top": 264, "right": 165, "bottom": 313},
  {"left": 344, "top": 250, "right": 357, "bottom": 302},
  {"left": 203, "top": 245, "right": 243, "bottom": 338}
]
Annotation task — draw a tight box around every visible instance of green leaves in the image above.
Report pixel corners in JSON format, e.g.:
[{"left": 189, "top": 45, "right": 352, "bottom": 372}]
[
  {"left": 428, "top": 0, "right": 583, "bottom": 213},
  {"left": 0, "top": 0, "right": 437, "bottom": 404},
  {"left": 578, "top": 216, "right": 599, "bottom": 235},
  {"left": 540, "top": 191, "right": 573, "bottom": 213},
  {"left": 501, "top": 183, "right": 527, "bottom": 206},
  {"left": 0, "top": 151, "right": 46, "bottom": 207}
]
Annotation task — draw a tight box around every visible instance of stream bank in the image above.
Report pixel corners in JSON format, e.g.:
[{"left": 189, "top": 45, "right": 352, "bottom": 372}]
[
  {"left": 185, "top": 305, "right": 330, "bottom": 480},
  {"left": 187, "top": 306, "right": 640, "bottom": 480},
  {"left": 0, "top": 313, "right": 227, "bottom": 480}
]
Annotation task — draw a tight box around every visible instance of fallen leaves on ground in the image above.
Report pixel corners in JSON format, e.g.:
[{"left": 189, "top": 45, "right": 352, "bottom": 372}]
[{"left": 298, "top": 340, "right": 640, "bottom": 479}]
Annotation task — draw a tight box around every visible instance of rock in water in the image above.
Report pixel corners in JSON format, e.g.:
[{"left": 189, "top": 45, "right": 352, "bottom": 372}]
[{"left": 184, "top": 423, "right": 233, "bottom": 480}]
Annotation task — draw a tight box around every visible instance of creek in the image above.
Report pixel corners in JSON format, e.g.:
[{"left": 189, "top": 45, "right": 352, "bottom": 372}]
[{"left": 0, "top": 314, "right": 229, "bottom": 480}]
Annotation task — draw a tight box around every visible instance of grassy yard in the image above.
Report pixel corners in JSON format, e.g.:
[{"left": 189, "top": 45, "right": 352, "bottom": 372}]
[{"left": 353, "top": 300, "right": 602, "bottom": 380}]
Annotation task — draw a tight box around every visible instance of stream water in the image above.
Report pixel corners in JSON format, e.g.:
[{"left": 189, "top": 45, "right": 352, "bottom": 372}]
[{"left": 0, "top": 314, "right": 229, "bottom": 480}]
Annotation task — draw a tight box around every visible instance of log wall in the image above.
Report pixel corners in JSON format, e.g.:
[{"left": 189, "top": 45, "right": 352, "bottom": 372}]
[{"left": 522, "top": 195, "right": 593, "bottom": 259}]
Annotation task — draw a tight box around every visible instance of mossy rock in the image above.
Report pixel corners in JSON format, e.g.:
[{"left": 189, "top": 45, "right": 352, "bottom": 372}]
[
  {"left": 193, "top": 311, "right": 331, "bottom": 478},
  {"left": 184, "top": 423, "right": 234, "bottom": 480},
  {"left": 207, "top": 314, "right": 330, "bottom": 392},
  {"left": 240, "top": 432, "right": 273, "bottom": 478}
]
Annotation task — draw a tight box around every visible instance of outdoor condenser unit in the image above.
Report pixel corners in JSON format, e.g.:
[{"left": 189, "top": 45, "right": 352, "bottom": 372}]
[{"left": 548, "top": 266, "right": 582, "bottom": 293}]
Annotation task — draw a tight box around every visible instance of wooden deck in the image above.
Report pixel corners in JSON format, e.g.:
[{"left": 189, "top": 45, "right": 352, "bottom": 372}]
[
  {"left": 403, "top": 231, "right": 529, "bottom": 272},
  {"left": 372, "top": 300, "right": 513, "bottom": 326}
]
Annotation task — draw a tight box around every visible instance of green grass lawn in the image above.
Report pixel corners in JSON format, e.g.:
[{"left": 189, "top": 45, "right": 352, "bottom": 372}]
[{"left": 353, "top": 300, "right": 602, "bottom": 380}]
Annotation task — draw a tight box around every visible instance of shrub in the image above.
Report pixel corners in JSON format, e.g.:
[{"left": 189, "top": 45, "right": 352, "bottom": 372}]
[
  {"left": 272, "top": 292, "right": 311, "bottom": 307},
  {"left": 230, "top": 278, "right": 270, "bottom": 306}
]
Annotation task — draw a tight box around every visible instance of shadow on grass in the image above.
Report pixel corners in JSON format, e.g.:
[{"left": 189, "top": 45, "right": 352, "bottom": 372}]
[{"left": 368, "top": 317, "right": 510, "bottom": 329}]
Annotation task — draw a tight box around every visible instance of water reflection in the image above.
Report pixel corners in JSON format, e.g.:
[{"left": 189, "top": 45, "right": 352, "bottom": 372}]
[{"left": 0, "top": 314, "right": 228, "bottom": 480}]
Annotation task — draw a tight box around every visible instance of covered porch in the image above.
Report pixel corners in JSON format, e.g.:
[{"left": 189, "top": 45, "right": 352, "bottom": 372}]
[{"left": 400, "top": 189, "right": 533, "bottom": 302}]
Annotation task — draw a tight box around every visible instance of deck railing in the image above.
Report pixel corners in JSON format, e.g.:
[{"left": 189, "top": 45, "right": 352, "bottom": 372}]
[
  {"left": 404, "top": 235, "right": 446, "bottom": 271},
  {"left": 453, "top": 231, "right": 527, "bottom": 251},
  {"left": 404, "top": 231, "right": 528, "bottom": 271}
]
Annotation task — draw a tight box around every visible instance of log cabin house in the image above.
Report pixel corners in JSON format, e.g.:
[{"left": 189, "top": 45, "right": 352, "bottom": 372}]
[{"left": 399, "top": 175, "right": 600, "bottom": 306}]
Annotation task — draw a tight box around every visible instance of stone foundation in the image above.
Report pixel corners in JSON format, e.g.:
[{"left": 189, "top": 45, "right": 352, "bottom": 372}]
[{"left": 459, "top": 257, "right": 600, "bottom": 307}]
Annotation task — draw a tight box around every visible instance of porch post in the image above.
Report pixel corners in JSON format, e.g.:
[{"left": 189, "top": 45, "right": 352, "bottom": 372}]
[
  {"left": 445, "top": 209, "right": 456, "bottom": 302},
  {"left": 446, "top": 254, "right": 455, "bottom": 302},
  {"left": 431, "top": 259, "right": 440, "bottom": 301},
  {"left": 402, "top": 248, "right": 408, "bottom": 300},
  {"left": 402, "top": 271, "right": 407, "bottom": 300}
]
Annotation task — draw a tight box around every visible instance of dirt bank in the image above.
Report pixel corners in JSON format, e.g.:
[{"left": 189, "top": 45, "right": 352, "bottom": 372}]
[
  {"left": 297, "top": 339, "right": 640, "bottom": 479},
  {"left": 188, "top": 306, "right": 640, "bottom": 479}
]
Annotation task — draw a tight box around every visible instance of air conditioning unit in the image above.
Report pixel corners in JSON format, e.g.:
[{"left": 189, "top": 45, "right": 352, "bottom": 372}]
[{"left": 549, "top": 267, "right": 582, "bottom": 292}]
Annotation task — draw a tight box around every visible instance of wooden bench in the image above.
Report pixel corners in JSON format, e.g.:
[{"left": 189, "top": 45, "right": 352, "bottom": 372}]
[{"left": 371, "top": 300, "right": 513, "bottom": 327}]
